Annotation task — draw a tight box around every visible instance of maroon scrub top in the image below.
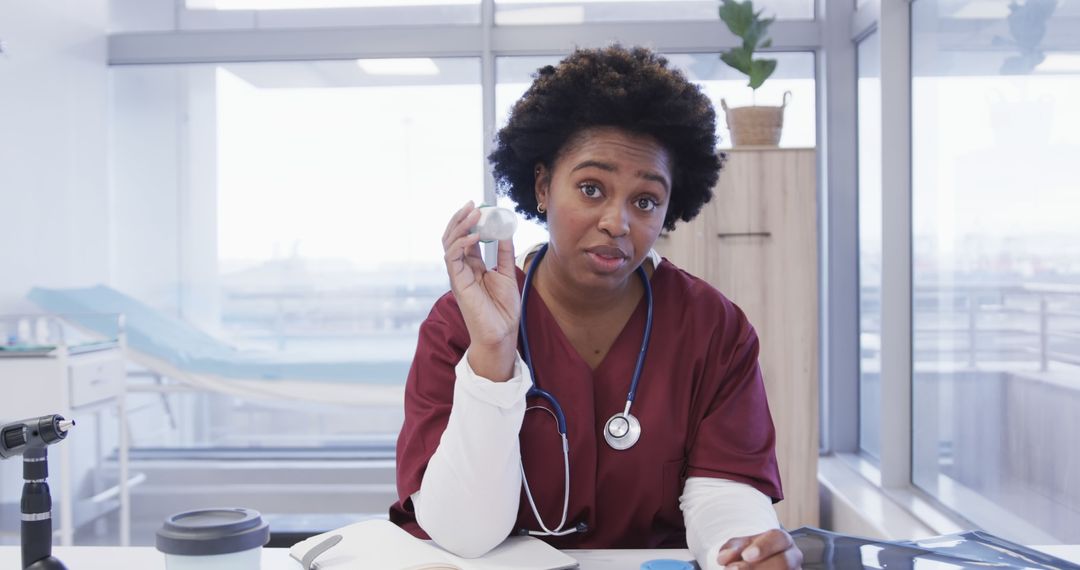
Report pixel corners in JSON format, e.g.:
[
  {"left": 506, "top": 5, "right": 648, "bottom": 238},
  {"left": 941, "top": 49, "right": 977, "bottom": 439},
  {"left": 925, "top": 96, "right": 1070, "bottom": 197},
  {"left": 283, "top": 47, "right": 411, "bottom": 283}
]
[{"left": 389, "top": 258, "right": 782, "bottom": 549}]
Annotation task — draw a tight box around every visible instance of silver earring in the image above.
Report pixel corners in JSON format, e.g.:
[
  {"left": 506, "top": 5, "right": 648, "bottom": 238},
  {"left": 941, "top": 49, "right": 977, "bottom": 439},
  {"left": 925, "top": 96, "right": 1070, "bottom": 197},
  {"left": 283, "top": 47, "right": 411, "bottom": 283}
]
[{"left": 537, "top": 203, "right": 546, "bottom": 214}]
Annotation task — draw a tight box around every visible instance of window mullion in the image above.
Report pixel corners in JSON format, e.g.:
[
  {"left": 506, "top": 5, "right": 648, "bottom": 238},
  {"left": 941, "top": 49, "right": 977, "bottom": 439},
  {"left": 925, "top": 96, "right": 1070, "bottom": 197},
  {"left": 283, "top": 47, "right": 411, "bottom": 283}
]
[
  {"left": 821, "top": 0, "right": 861, "bottom": 455},
  {"left": 878, "top": 0, "right": 913, "bottom": 489}
]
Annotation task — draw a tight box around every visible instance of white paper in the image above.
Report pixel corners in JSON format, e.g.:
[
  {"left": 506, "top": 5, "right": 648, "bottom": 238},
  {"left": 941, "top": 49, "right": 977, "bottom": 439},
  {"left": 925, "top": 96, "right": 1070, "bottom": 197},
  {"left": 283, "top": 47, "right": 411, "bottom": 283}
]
[{"left": 289, "top": 519, "right": 578, "bottom": 570}]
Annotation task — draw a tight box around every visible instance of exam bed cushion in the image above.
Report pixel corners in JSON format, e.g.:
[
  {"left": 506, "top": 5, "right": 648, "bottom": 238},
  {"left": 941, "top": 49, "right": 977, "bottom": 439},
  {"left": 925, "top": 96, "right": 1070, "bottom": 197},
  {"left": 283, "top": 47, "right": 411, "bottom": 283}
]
[{"left": 29, "top": 285, "right": 409, "bottom": 384}]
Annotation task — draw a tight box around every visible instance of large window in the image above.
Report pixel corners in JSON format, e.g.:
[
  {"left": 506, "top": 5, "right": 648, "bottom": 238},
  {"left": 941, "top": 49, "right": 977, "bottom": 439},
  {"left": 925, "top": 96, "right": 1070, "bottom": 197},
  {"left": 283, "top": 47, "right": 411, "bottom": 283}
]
[
  {"left": 215, "top": 59, "right": 482, "bottom": 357},
  {"left": 111, "top": 58, "right": 483, "bottom": 449},
  {"left": 911, "top": 0, "right": 1080, "bottom": 542}
]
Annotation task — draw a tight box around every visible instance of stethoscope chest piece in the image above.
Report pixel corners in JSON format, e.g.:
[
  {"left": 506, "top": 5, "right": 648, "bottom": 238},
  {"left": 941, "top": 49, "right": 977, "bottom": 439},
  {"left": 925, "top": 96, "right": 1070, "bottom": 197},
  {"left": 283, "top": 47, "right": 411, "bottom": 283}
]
[{"left": 603, "top": 412, "right": 641, "bottom": 450}]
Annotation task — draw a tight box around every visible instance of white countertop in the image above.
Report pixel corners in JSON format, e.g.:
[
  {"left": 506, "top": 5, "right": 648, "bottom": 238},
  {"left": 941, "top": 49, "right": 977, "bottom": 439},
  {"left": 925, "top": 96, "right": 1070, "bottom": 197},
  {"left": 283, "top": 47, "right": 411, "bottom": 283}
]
[
  {"left": 1, "top": 544, "right": 1077, "bottom": 569},
  {"left": 2, "top": 546, "right": 693, "bottom": 570}
]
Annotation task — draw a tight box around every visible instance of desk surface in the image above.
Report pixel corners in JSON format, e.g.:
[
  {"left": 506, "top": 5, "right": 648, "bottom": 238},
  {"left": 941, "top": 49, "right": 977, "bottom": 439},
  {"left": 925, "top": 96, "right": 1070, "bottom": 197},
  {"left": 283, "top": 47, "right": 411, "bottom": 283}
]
[
  {"left": 2, "top": 544, "right": 1080, "bottom": 570},
  {"left": 2, "top": 545, "right": 1078, "bottom": 569},
  {"left": 1, "top": 546, "right": 694, "bottom": 569}
]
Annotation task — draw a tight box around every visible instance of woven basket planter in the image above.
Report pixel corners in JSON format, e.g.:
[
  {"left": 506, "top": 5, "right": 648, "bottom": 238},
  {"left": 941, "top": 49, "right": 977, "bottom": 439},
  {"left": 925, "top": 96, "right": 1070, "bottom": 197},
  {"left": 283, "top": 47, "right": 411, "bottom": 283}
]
[{"left": 721, "top": 91, "right": 791, "bottom": 147}]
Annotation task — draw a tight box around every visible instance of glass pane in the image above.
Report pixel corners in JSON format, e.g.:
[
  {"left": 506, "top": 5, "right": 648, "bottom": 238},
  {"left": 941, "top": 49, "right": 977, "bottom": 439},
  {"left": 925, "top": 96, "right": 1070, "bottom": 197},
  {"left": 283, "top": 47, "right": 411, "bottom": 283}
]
[
  {"left": 495, "top": 0, "right": 814, "bottom": 24},
  {"left": 857, "top": 31, "right": 882, "bottom": 461},
  {"left": 111, "top": 58, "right": 483, "bottom": 450},
  {"left": 911, "top": 0, "right": 1080, "bottom": 543}
]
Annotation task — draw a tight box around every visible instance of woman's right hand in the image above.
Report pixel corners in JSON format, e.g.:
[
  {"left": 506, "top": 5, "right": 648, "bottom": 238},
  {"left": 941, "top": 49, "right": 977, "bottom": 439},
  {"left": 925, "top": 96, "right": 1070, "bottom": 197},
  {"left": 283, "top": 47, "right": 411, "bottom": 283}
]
[{"left": 442, "top": 201, "right": 520, "bottom": 381}]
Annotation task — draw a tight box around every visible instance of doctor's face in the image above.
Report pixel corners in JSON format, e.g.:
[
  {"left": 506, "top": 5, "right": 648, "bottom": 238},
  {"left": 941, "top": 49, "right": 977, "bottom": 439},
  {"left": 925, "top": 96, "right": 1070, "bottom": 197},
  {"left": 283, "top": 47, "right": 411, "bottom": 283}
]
[{"left": 535, "top": 127, "right": 672, "bottom": 292}]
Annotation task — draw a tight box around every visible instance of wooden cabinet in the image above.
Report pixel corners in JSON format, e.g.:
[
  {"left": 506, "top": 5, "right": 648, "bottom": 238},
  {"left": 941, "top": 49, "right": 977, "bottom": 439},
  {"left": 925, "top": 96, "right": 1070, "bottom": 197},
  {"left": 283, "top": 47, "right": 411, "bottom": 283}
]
[{"left": 655, "top": 147, "right": 819, "bottom": 529}]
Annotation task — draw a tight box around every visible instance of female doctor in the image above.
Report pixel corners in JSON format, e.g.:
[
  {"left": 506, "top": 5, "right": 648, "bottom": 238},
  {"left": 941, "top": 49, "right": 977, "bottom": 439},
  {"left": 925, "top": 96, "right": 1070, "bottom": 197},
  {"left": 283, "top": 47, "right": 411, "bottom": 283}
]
[{"left": 390, "top": 45, "right": 802, "bottom": 570}]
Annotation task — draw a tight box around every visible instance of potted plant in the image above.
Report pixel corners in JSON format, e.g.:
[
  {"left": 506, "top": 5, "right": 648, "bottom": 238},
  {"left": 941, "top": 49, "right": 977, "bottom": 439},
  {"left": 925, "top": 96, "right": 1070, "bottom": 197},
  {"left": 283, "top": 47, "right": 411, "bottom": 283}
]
[{"left": 717, "top": 0, "right": 791, "bottom": 146}]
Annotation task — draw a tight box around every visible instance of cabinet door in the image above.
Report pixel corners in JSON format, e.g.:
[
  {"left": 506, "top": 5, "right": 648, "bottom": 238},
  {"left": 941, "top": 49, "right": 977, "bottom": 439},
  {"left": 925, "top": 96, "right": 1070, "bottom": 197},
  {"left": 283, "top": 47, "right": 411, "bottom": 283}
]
[
  {"left": 69, "top": 351, "right": 126, "bottom": 408},
  {"left": 661, "top": 149, "right": 819, "bottom": 529},
  {"left": 655, "top": 216, "right": 710, "bottom": 278}
]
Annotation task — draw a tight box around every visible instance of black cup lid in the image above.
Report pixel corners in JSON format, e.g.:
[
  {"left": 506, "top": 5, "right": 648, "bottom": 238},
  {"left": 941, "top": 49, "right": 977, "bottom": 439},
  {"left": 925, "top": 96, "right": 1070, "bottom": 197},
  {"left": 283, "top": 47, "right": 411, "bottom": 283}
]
[{"left": 156, "top": 508, "right": 269, "bottom": 556}]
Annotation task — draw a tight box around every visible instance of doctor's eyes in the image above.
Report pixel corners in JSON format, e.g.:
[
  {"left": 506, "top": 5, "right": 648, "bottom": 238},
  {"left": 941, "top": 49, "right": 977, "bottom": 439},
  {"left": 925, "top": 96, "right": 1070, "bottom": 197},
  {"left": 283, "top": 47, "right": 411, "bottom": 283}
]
[
  {"left": 634, "top": 197, "right": 658, "bottom": 212},
  {"left": 577, "top": 182, "right": 660, "bottom": 212},
  {"left": 578, "top": 182, "right": 602, "bottom": 199}
]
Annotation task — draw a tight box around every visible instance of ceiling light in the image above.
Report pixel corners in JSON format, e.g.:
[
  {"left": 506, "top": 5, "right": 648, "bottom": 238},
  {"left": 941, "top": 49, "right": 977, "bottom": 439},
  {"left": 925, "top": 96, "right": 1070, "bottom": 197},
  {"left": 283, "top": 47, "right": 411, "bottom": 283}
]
[{"left": 356, "top": 58, "right": 440, "bottom": 76}]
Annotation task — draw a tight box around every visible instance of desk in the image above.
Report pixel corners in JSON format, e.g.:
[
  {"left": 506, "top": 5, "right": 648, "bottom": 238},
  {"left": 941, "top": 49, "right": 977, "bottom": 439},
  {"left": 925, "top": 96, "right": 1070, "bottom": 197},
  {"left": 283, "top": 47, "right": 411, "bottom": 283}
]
[
  {"left": 3, "top": 546, "right": 687, "bottom": 569},
  {"left": 1, "top": 545, "right": 1078, "bottom": 569}
]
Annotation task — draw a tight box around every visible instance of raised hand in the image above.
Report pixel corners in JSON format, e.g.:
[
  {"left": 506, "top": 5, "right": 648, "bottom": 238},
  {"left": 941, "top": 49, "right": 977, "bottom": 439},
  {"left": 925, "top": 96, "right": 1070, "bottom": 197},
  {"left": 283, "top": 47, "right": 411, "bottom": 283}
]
[{"left": 442, "top": 201, "right": 520, "bottom": 381}]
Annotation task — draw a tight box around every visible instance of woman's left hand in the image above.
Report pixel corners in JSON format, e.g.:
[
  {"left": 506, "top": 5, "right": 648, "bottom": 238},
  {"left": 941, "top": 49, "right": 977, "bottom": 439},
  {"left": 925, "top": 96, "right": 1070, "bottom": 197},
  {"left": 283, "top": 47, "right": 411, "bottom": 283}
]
[{"left": 714, "top": 528, "right": 802, "bottom": 569}]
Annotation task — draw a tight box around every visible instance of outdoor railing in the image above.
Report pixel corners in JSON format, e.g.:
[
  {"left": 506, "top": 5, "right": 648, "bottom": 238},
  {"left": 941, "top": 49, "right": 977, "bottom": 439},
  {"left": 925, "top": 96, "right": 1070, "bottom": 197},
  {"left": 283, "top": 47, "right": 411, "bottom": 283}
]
[{"left": 860, "top": 282, "right": 1080, "bottom": 373}]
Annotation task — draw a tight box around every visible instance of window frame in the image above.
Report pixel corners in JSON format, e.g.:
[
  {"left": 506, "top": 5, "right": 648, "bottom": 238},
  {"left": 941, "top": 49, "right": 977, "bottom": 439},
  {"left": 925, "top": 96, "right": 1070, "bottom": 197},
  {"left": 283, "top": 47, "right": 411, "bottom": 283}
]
[
  {"left": 831, "top": 0, "right": 1080, "bottom": 544},
  {"left": 823, "top": 0, "right": 985, "bottom": 540},
  {"left": 854, "top": 25, "right": 881, "bottom": 462},
  {"left": 825, "top": 0, "right": 922, "bottom": 518}
]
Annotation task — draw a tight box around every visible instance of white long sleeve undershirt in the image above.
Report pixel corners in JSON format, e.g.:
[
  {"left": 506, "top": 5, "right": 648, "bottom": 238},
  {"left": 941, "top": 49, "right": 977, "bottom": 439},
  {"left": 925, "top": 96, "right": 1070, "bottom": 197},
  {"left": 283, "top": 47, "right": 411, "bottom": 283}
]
[
  {"left": 412, "top": 349, "right": 780, "bottom": 567},
  {"left": 680, "top": 477, "right": 780, "bottom": 570}
]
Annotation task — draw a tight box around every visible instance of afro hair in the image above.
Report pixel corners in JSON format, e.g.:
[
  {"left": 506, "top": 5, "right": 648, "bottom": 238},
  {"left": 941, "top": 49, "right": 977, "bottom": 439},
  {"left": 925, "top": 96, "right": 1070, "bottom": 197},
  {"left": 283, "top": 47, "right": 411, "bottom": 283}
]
[{"left": 488, "top": 45, "right": 724, "bottom": 231}]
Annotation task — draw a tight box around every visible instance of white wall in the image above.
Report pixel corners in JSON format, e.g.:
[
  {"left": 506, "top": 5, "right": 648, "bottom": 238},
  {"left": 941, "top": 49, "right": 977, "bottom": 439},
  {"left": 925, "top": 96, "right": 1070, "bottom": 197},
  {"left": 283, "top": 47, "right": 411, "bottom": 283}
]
[
  {"left": 0, "top": 0, "right": 111, "bottom": 525},
  {"left": 110, "top": 66, "right": 185, "bottom": 315},
  {"left": 0, "top": 0, "right": 111, "bottom": 314},
  {"left": 110, "top": 64, "right": 220, "bottom": 324}
]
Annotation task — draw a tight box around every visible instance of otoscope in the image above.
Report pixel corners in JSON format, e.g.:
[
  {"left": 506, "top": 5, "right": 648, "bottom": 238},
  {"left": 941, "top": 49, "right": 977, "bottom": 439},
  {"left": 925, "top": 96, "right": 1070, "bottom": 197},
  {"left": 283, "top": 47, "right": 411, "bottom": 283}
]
[{"left": 0, "top": 414, "right": 75, "bottom": 570}]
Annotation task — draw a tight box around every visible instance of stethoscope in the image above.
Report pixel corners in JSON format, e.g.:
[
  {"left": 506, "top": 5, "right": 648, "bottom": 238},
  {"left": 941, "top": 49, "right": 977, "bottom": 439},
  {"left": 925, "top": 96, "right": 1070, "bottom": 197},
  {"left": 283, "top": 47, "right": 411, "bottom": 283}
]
[{"left": 517, "top": 243, "right": 654, "bottom": 536}]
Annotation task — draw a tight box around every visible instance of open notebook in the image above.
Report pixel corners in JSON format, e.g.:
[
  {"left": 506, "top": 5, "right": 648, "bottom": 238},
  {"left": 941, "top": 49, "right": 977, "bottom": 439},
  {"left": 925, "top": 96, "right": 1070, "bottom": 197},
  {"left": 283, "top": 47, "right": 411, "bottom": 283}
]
[{"left": 289, "top": 519, "right": 579, "bottom": 570}]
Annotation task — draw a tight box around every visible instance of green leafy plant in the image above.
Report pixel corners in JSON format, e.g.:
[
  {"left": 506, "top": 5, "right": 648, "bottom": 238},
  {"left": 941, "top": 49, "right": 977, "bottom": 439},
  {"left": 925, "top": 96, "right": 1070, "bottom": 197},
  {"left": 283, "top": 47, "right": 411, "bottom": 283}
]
[{"left": 718, "top": 0, "right": 776, "bottom": 91}]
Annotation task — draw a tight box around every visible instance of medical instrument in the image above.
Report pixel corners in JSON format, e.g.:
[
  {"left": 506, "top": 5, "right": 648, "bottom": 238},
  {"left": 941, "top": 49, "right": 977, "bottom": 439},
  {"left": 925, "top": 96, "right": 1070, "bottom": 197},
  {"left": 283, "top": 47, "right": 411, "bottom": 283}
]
[
  {"left": 517, "top": 243, "right": 654, "bottom": 536},
  {"left": 469, "top": 205, "right": 518, "bottom": 242},
  {"left": 0, "top": 414, "right": 75, "bottom": 570},
  {"left": 0, "top": 414, "right": 74, "bottom": 459}
]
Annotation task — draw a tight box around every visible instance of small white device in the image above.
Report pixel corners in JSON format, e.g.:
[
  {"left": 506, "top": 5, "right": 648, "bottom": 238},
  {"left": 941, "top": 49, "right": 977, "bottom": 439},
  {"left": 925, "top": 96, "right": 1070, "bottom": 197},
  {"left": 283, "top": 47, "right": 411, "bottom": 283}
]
[{"left": 470, "top": 206, "right": 518, "bottom": 242}]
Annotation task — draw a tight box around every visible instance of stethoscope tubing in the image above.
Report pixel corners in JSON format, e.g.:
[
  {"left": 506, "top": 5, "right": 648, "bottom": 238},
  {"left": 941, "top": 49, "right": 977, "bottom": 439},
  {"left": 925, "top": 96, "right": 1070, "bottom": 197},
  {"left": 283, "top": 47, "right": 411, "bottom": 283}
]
[
  {"left": 519, "top": 243, "right": 652, "bottom": 424},
  {"left": 626, "top": 260, "right": 653, "bottom": 404},
  {"left": 516, "top": 243, "right": 653, "bottom": 536}
]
